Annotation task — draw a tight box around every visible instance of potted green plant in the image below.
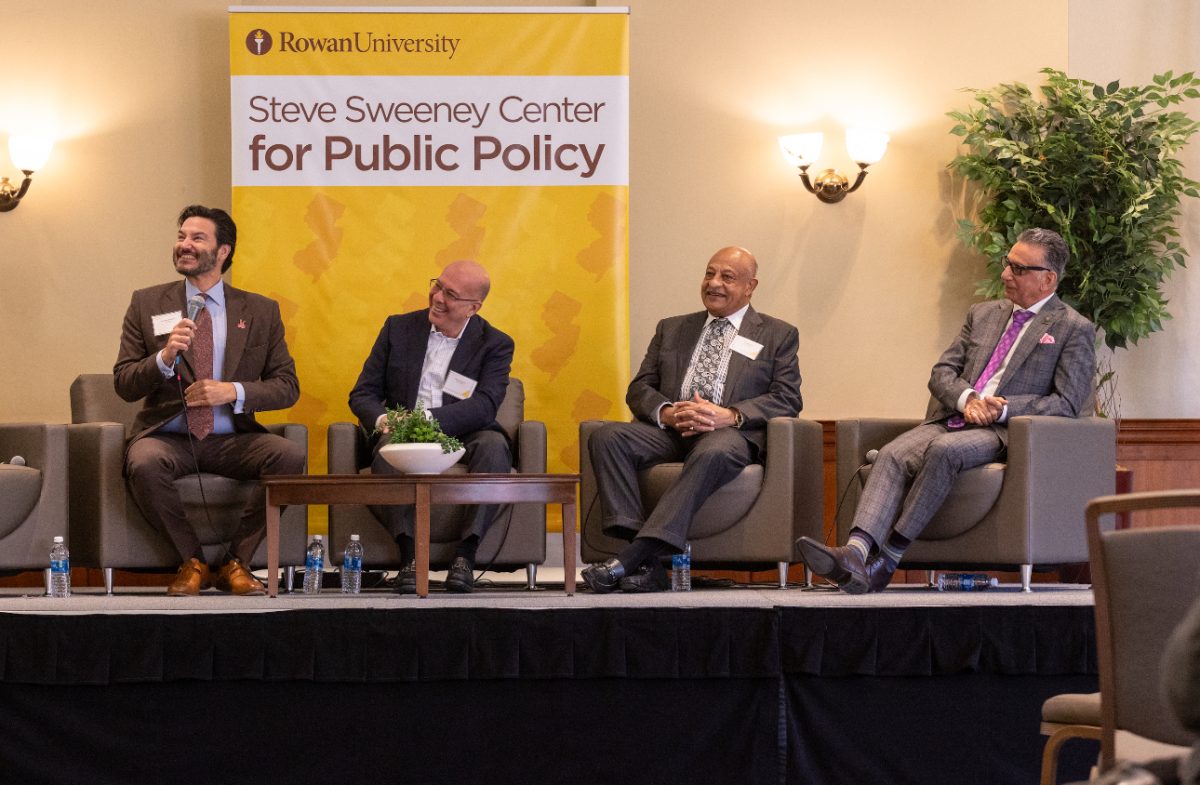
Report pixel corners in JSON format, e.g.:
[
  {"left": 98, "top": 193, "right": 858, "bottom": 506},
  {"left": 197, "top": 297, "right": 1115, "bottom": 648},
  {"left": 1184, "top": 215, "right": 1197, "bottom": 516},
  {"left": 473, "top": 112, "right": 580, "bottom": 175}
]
[
  {"left": 375, "top": 402, "right": 465, "bottom": 474},
  {"left": 948, "top": 67, "right": 1200, "bottom": 415}
]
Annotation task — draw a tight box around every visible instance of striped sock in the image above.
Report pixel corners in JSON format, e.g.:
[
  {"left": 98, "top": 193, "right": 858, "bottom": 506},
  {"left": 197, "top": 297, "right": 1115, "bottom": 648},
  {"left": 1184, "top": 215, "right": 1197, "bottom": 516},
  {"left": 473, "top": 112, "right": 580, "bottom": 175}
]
[
  {"left": 879, "top": 531, "right": 911, "bottom": 566},
  {"left": 847, "top": 531, "right": 873, "bottom": 562}
]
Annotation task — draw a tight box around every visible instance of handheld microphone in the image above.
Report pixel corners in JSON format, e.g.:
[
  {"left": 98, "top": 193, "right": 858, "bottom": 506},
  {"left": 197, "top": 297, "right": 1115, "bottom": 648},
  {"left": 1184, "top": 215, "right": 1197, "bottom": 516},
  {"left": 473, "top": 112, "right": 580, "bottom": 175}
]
[
  {"left": 174, "top": 294, "right": 208, "bottom": 368},
  {"left": 3, "top": 456, "right": 25, "bottom": 466}
]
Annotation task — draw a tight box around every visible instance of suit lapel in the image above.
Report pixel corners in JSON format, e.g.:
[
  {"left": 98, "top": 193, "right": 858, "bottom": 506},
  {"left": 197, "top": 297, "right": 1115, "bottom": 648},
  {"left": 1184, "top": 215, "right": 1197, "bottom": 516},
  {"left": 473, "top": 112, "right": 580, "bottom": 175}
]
[
  {"left": 998, "top": 296, "right": 1063, "bottom": 388},
  {"left": 444, "top": 317, "right": 484, "bottom": 400},
  {"left": 671, "top": 312, "right": 708, "bottom": 399},
  {"left": 401, "top": 313, "right": 432, "bottom": 407},
  {"left": 223, "top": 285, "right": 250, "bottom": 379},
  {"left": 721, "top": 306, "right": 762, "bottom": 405},
  {"left": 159, "top": 282, "right": 196, "bottom": 382},
  {"left": 965, "top": 301, "right": 1013, "bottom": 384}
]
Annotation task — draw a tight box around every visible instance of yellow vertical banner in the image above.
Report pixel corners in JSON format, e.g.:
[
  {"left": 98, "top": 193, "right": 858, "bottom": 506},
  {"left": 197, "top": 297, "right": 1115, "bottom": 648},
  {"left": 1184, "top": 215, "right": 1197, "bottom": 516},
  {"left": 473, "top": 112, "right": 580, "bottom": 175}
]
[{"left": 229, "top": 8, "right": 630, "bottom": 534}]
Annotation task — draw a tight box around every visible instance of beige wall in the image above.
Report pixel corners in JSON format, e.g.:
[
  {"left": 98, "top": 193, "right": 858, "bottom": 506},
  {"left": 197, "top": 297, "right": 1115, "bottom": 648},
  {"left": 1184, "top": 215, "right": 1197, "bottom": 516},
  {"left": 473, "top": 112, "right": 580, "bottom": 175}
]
[
  {"left": 1068, "top": 0, "right": 1200, "bottom": 417},
  {"left": 1, "top": 0, "right": 1193, "bottom": 427}
]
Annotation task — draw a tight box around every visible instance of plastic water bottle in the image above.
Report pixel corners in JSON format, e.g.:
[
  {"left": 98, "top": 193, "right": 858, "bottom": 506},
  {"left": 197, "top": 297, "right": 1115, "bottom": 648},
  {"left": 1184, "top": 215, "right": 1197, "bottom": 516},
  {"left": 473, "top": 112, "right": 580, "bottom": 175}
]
[
  {"left": 341, "top": 534, "right": 363, "bottom": 595},
  {"left": 303, "top": 534, "right": 325, "bottom": 594},
  {"left": 49, "top": 536, "right": 71, "bottom": 598},
  {"left": 671, "top": 542, "right": 692, "bottom": 592},
  {"left": 936, "top": 572, "right": 998, "bottom": 591}
]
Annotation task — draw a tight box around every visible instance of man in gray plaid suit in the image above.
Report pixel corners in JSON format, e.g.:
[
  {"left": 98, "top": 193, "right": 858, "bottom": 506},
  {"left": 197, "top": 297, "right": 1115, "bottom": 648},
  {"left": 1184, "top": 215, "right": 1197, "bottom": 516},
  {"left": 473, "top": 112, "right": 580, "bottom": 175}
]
[{"left": 799, "top": 228, "right": 1096, "bottom": 593}]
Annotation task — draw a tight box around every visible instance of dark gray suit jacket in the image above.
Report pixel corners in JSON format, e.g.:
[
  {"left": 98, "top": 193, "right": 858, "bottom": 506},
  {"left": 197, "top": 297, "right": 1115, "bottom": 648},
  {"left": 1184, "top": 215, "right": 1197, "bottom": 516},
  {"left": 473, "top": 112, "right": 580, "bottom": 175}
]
[
  {"left": 113, "top": 280, "right": 299, "bottom": 444},
  {"left": 348, "top": 310, "right": 514, "bottom": 441},
  {"left": 626, "top": 306, "right": 802, "bottom": 452},
  {"left": 925, "top": 294, "right": 1096, "bottom": 443}
]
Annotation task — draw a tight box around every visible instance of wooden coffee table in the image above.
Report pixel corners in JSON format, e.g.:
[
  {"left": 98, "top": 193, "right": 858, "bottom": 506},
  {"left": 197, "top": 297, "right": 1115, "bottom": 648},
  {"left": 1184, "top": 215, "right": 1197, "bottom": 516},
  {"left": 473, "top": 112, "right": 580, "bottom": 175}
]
[{"left": 263, "top": 473, "right": 579, "bottom": 598}]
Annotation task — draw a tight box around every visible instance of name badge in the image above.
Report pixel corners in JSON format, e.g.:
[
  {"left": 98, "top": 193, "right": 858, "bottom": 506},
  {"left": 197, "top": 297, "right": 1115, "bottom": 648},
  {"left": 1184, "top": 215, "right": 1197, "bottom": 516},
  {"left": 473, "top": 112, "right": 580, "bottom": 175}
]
[
  {"left": 152, "top": 311, "right": 183, "bottom": 336},
  {"left": 730, "top": 335, "right": 763, "bottom": 360},
  {"left": 443, "top": 370, "right": 479, "bottom": 400}
]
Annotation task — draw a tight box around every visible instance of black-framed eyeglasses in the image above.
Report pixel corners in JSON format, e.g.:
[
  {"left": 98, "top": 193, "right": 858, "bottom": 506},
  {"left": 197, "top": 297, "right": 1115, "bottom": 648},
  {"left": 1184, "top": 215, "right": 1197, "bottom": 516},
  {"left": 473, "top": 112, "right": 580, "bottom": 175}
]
[
  {"left": 429, "top": 278, "right": 481, "bottom": 305},
  {"left": 1003, "top": 257, "right": 1054, "bottom": 276}
]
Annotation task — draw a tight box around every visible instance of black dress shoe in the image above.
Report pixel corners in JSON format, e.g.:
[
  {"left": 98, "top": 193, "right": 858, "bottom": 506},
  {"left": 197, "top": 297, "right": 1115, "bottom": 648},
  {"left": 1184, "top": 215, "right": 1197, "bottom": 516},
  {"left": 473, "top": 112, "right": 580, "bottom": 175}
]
[
  {"left": 864, "top": 554, "right": 897, "bottom": 592},
  {"left": 796, "top": 537, "right": 870, "bottom": 594},
  {"left": 619, "top": 560, "right": 670, "bottom": 593},
  {"left": 444, "top": 556, "right": 475, "bottom": 593},
  {"left": 581, "top": 558, "right": 626, "bottom": 594},
  {"left": 392, "top": 560, "right": 416, "bottom": 594}
]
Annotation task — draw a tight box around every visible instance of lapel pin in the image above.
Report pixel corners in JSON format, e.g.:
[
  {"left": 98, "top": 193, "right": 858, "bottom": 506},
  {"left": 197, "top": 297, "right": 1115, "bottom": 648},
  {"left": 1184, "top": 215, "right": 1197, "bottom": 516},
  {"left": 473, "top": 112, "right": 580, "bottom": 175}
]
[{"left": 237, "top": 319, "right": 247, "bottom": 329}]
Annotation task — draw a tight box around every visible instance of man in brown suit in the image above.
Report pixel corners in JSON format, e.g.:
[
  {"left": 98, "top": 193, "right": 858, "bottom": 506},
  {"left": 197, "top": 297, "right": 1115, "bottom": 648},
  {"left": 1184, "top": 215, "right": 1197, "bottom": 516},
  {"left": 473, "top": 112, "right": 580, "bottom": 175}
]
[{"left": 114, "top": 205, "right": 304, "bottom": 596}]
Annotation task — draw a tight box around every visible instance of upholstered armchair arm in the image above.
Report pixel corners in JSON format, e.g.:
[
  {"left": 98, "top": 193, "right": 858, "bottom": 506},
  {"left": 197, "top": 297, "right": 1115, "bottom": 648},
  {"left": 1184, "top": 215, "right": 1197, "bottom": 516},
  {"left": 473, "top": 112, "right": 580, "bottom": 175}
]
[
  {"left": 759, "top": 417, "right": 824, "bottom": 546},
  {"left": 516, "top": 420, "right": 547, "bottom": 474},
  {"left": 998, "top": 415, "right": 1116, "bottom": 563},
  {"left": 834, "top": 418, "right": 920, "bottom": 538},
  {"left": 327, "top": 421, "right": 363, "bottom": 474},
  {"left": 0, "top": 423, "right": 67, "bottom": 469},
  {"left": 265, "top": 423, "right": 308, "bottom": 471},
  {"left": 67, "top": 422, "right": 130, "bottom": 561}
]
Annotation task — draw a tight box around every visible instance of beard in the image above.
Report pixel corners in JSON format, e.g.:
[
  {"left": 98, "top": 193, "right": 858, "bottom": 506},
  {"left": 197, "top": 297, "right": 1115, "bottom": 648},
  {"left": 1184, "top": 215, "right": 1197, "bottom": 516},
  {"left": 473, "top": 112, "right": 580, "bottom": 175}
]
[{"left": 174, "top": 246, "right": 219, "bottom": 277}]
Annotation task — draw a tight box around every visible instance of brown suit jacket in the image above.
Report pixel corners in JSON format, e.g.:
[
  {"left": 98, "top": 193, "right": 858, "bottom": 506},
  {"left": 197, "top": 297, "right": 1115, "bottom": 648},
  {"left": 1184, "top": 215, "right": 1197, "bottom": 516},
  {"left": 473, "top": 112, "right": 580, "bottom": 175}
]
[{"left": 113, "top": 280, "right": 299, "bottom": 443}]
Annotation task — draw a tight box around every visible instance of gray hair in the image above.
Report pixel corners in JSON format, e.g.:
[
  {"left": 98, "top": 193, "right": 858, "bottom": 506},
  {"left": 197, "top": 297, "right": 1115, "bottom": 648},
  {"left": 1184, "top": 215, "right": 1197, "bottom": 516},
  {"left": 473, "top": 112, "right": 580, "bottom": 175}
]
[{"left": 1017, "top": 228, "right": 1068, "bottom": 277}]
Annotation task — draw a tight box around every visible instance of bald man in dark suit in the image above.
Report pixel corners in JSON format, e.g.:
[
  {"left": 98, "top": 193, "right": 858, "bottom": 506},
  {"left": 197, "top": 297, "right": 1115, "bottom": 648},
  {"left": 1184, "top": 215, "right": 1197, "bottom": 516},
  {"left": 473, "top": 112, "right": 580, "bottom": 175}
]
[
  {"left": 116, "top": 205, "right": 304, "bottom": 597},
  {"left": 582, "top": 246, "right": 803, "bottom": 593},
  {"left": 349, "top": 260, "right": 514, "bottom": 593},
  {"left": 799, "top": 227, "right": 1096, "bottom": 593}
]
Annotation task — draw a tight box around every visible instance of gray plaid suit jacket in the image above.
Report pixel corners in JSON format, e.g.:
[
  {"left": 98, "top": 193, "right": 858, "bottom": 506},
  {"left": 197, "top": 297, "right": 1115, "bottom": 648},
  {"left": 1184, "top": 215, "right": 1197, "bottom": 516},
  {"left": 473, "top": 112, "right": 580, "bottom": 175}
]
[{"left": 923, "top": 295, "right": 1096, "bottom": 444}]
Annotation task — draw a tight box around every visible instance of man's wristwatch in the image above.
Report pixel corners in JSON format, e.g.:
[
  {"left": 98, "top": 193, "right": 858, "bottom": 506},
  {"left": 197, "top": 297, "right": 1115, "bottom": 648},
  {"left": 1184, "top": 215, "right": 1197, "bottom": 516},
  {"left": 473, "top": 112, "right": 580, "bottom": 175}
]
[{"left": 730, "top": 408, "right": 745, "bottom": 429}]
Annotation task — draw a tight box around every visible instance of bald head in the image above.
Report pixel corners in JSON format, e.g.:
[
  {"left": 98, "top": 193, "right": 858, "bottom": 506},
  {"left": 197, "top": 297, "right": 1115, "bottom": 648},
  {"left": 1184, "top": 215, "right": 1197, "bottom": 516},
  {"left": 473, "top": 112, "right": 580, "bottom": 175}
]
[
  {"left": 700, "top": 246, "right": 759, "bottom": 317},
  {"left": 428, "top": 259, "right": 490, "bottom": 338}
]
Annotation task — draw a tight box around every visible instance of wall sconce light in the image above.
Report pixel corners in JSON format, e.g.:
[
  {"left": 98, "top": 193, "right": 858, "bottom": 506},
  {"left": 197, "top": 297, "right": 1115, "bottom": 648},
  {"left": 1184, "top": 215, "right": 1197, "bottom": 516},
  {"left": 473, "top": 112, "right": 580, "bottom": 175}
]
[
  {"left": 778, "top": 129, "right": 889, "bottom": 204},
  {"left": 0, "top": 136, "right": 54, "bottom": 213}
]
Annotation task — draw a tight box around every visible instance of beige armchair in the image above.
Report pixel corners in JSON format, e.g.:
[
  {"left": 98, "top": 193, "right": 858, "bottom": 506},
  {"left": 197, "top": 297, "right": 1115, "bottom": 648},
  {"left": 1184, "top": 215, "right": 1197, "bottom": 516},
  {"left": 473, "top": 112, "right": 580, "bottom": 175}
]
[
  {"left": 326, "top": 377, "right": 547, "bottom": 587},
  {"left": 579, "top": 417, "right": 824, "bottom": 587},
  {"left": 0, "top": 423, "right": 69, "bottom": 587},
  {"left": 68, "top": 373, "right": 308, "bottom": 593},
  {"left": 835, "top": 416, "right": 1116, "bottom": 591}
]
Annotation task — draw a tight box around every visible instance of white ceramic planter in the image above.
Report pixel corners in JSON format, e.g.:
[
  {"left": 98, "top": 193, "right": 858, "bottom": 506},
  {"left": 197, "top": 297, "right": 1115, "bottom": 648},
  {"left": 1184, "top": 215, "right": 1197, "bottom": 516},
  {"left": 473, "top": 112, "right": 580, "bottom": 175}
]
[{"left": 377, "top": 442, "right": 466, "bottom": 474}]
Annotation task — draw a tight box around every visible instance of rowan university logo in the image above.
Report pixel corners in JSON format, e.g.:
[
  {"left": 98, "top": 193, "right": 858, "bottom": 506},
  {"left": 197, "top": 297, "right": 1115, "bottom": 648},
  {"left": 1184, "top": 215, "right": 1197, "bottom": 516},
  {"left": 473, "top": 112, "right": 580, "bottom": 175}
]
[{"left": 246, "top": 29, "right": 272, "bottom": 55}]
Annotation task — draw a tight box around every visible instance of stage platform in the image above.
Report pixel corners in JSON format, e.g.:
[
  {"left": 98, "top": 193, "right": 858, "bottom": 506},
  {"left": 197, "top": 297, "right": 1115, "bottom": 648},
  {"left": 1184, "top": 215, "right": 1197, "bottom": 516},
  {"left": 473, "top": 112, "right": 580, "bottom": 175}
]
[{"left": 0, "top": 581, "right": 1100, "bottom": 785}]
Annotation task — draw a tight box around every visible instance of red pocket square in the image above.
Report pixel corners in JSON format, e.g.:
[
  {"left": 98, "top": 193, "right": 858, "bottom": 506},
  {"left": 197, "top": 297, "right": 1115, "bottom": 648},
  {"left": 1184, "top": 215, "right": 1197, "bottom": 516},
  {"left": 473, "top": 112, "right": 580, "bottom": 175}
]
[{"left": 1039, "top": 333, "right": 1055, "bottom": 345}]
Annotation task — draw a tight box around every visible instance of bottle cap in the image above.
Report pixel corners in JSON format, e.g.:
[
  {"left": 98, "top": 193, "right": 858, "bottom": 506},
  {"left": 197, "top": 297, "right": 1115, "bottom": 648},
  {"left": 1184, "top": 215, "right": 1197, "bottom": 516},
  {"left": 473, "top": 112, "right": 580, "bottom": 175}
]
[
  {"left": 313, "top": 534, "right": 323, "bottom": 541},
  {"left": 53, "top": 536, "right": 64, "bottom": 543},
  {"left": 350, "top": 534, "right": 360, "bottom": 541}
]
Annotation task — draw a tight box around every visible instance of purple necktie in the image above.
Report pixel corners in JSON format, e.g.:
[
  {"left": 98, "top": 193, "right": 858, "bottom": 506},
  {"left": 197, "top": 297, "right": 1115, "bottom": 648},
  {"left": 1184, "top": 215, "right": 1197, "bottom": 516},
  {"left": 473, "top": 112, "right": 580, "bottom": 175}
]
[
  {"left": 946, "top": 309, "right": 1034, "bottom": 429},
  {"left": 188, "top": 297, "right": 214, "bottom": 440}
]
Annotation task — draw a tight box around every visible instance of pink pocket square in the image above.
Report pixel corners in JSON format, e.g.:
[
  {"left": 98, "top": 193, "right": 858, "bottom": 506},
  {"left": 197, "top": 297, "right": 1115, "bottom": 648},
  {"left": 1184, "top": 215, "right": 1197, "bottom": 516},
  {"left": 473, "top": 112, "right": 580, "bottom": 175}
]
[{"left": 1039, "top": 333, "right": 1056, "bottom": 345}]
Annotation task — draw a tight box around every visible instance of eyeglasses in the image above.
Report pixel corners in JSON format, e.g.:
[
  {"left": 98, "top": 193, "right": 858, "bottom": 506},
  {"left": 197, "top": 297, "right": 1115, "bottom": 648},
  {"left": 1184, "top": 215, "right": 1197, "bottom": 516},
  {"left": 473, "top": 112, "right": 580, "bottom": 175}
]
[
  {"left": 1003, "top": 257, "right": 1054, "bottom": 277},
  {"left": 429, "top": 278, "right": 481, "bottom": 305}
]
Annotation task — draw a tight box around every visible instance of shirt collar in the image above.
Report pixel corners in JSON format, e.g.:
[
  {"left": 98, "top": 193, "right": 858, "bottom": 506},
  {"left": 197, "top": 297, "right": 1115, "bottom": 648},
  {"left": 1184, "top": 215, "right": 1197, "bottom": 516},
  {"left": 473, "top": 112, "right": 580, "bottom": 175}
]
[
  {"left": 185, "top": 278, "right": 225, "bottom": 308},
  {"left": 430, "top": 315, "right": 471, "bottom": 341},
  {"left": 704, "top": 303, "right": 750, "bottom": 332},
  {"left": 1015, "top": 292, "right": 1055, "bottom": 317}
]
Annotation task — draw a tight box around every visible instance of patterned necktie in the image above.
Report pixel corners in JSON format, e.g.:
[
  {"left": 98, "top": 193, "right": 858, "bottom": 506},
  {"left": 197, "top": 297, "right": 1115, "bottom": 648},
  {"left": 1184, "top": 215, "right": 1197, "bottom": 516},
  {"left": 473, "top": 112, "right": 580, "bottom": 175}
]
[
  {"left": 946, "top": 309, "right": 1034, "bottom": 429},
  {"left": 688, "top": 318, "right": 732, "bottom": 401},
  {"left": 974, "top": 309, "right": 1035, "bottom": 390},
  {"left": 188, "top": 297, "right": 214, "bottom": 440}
]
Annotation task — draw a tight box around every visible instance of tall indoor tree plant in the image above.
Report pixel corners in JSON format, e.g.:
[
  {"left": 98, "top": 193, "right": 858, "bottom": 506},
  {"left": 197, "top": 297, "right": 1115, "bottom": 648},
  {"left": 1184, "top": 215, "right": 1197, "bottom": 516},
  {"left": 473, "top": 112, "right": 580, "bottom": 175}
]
[{"left": 948, "top": 68, "right": 1200, "bottom": 413}]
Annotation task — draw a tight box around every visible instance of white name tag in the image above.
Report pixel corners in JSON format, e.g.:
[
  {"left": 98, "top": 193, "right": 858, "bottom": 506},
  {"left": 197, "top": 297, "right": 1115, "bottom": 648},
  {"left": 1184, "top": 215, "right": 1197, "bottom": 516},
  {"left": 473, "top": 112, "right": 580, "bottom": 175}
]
[
  {"left": 443, "top": 370, "right": 479, "bottom": 400},
  {"left": 730, "top": 335, "right": 763, "bottom": 360},
  {"left": 152, "top": 311, "right": 183, "bottom": 336}
]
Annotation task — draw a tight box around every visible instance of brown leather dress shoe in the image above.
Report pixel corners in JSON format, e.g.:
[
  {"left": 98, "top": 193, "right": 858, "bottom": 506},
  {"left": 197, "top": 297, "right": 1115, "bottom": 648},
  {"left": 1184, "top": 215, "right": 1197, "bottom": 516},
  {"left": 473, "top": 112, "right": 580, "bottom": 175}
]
[
  {"left": 864, "top": 554, "right": 898, "bottom": 592},
  {"left": 213, "top": 559, "right": 266, "bottom": 596},
  {"left": 796, "top": 537, "right": 870, "bottom": 594},
  {"left": 168, "top": 558, "right": 211, "bottom": 596}
]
